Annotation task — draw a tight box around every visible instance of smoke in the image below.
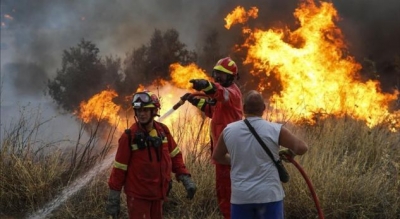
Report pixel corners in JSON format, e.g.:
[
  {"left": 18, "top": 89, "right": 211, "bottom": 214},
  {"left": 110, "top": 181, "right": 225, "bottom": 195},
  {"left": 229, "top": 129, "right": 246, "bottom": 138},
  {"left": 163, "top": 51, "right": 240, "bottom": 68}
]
[
  {"left": 2, "top": 63, "right": 47, "bottom": 96},
  {"left": 1, "top": 0, "right": 227, "bottom": 74},
  {"left": 333, "top": 0, "right": 400, "bottom": 59}
]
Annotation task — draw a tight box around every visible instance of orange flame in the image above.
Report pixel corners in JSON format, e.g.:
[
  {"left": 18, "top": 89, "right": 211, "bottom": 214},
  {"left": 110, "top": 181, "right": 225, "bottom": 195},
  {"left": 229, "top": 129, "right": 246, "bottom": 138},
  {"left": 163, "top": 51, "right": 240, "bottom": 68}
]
[
  {"left": 78, "top": 89, "right": 121, "bottom": 124},
  {"left": 227, "top": 1, "right": 399, "bottom": 130},
  {"left": 136, "top": 84, "right": 145, "bottom": 92},
  {"left": 170, "top": 63, "right": 210, "bottom": 89},
  {"left": 225, "top": 6, "right": 258, "bottom": 29},
  {"left": 78, "top": 63, "right": 208, "bottom": 133}
]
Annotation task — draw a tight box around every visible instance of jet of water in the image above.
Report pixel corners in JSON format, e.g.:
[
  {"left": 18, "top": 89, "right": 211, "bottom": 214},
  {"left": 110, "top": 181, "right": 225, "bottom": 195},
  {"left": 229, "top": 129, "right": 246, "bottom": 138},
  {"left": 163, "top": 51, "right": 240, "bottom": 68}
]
[
  {"left": 158, "top": 108, "right": 175, "bottom": 123},
  {"left": 26, "top": 153, "right": 115, "bottom": 219}
]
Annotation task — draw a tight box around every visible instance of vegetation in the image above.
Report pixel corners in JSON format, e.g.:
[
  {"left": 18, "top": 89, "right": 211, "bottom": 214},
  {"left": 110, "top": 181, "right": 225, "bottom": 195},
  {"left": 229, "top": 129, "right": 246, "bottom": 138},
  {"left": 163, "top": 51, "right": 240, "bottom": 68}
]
[
  {"left": 1, "top": 105, "right": 399, "bottom": 219},
  {"left": 47, "top": 29, "right": 200, "bottom": 112},
  {"left": 4, "top": 28, "right": 399, "bottom": 219},
  {"left": 0, "top": 105, "right": 116, "bottom": 218},
  {"left": 47, "top": 39, "right": 122, "bottom": 113},
  {"left": 121, "top": 28, "right": 197, "bottom": 94}
]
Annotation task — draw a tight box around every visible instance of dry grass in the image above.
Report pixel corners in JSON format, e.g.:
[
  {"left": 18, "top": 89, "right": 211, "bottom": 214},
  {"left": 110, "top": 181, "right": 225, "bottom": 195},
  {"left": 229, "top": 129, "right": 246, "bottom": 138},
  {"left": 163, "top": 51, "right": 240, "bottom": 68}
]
[
  {"left": 0, "top": 106, "right": 115, "bottom": 218},
  {"left": 1, "top": 108, "right": 399, "bottom": 219},
  {"left": 283, "top": 116, "right": 400, "bottom": 218}
]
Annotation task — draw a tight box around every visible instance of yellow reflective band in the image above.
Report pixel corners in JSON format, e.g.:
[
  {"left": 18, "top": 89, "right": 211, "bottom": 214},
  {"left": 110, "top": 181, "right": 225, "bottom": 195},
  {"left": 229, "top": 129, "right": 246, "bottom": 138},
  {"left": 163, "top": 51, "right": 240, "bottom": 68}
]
[
  {"left": 203, "top": 81, "right": 213, "bottom": 92},
  {"left": 114, "top": 161, "right": 128, "bottom": 171},
  {"left": 131, "top": 144, "right": 139, "bottom": 151},
  {"left": 143, "top": 104, "right": 156, "bottom": 108},
  {"left": 223, "top": 88, "right": 230, "bottom": 102},
  {"left": 162, "top": 138, "right": 168, "bottom": 143},
  {"left": 149, "top": 129, "right": 157, "bottom": 137},
  {"left": 214, "top": 65, "right": 233, "bottom": 74},
  {"left": 196, "top": 98, "right": 206, "bottom": 110},
  {"left": 170, "top": 147, "right": 180, "bottom": 157}
]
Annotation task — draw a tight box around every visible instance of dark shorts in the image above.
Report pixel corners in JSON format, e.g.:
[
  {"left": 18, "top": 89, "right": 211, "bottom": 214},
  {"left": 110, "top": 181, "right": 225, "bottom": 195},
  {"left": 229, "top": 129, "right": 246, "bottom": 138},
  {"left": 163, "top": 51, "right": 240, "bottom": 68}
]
[{"left": 231, "top": 200, "right": 284, "bottom": 219}]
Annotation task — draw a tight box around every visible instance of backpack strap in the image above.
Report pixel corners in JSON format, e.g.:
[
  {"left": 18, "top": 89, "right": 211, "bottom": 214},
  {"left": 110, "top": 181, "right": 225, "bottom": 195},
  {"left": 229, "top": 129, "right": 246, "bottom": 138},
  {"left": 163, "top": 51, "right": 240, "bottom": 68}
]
[
  {"left": 155, "top": 121, "right": 170, "bottom": 137},
  {"left": 125, "top": 128, "right": 132, "bottom": 149},
  {"left": 123, "top": 128, "right": 134, "bottom": 166}
]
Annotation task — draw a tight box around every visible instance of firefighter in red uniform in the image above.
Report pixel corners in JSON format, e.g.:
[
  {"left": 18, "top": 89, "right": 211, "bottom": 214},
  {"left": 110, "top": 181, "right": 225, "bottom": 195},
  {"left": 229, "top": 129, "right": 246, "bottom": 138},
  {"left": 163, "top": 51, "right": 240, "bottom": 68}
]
[
  {"left": 106, "top": 90, "right": 197, "bottom": 219},
  {"left": 183, "top": 57, "right": 243, "bottom": 219}
]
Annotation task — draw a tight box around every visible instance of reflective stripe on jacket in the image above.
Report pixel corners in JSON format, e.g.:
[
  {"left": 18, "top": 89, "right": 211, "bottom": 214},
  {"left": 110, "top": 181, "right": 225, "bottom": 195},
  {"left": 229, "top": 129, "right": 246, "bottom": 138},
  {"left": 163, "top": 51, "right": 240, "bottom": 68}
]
[
  {"left": 108, "top": 121, "right": 190, "bottom": 200},
  {"left": 203, "top": 83, "right": 243, "bottom": 153}
]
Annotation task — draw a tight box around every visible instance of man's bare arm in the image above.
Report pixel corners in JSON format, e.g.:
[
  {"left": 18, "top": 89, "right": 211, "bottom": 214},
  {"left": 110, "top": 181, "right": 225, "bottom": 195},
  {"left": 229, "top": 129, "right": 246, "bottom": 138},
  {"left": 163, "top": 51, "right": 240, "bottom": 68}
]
[
  {"left": 279, "top": 127, "right": 308, "bottom": 155},
  {"left": 212, "top": 135, "right": 231, "bottom": 165}
]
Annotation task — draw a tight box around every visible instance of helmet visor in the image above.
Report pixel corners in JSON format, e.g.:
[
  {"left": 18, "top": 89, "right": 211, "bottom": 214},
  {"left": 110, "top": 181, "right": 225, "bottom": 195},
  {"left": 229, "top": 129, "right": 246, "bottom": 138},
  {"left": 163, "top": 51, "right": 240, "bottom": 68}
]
[
  {"left": 132, "top": 92, "right": 152, "bottom": 104},
  {"left": 132, "top": 91, "right": 160, "bottom": 109}
]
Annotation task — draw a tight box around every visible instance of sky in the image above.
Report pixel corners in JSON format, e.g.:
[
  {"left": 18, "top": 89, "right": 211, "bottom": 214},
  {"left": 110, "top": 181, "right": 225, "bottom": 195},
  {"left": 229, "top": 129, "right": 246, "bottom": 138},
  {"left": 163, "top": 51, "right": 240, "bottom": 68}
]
[{"left": 1, "top": 0, "right": 400, "bottom": 139}]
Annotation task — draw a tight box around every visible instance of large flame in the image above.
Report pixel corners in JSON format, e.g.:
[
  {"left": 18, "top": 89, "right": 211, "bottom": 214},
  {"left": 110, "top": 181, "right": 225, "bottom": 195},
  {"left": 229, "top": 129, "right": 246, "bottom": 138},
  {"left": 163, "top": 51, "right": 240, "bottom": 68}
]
[
  {"left": 170, "top": 63, "right": 210, "bottom": 89},
  {"left": 78, "top": 64, "right": 209, "bottom": 133},
  {"left": 77, "top": 0, "right": 399, "bottom": 138},
  {"left": 227, "top": 1, "right": 399, "bottom": 130},
  {"left": 77, "top": 89, "right": 127, "bottom": 130},
  {"left": 78, "top": 89, "right": 121, "bottom": 125}
]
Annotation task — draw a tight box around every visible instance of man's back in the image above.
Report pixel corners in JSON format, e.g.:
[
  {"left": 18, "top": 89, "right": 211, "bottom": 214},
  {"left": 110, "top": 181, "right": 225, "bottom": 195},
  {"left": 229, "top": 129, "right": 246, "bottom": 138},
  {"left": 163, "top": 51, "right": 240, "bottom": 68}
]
[{"left": 222, "top": 117, "right": 285, "bottom": 204}]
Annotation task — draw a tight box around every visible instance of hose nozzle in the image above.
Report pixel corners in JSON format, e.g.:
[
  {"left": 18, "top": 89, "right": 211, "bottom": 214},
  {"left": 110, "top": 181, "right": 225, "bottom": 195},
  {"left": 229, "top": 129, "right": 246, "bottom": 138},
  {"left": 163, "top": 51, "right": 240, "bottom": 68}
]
[{"left": 173, "top": 99, "right": 186, "bottom": 110}]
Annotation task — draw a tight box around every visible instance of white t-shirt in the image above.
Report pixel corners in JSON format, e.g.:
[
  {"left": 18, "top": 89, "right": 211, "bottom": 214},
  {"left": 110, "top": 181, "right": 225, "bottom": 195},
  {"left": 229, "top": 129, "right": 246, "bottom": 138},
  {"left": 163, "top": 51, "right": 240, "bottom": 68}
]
[{"left": 222, "top": 117, "right": 285, "bottom": 204}]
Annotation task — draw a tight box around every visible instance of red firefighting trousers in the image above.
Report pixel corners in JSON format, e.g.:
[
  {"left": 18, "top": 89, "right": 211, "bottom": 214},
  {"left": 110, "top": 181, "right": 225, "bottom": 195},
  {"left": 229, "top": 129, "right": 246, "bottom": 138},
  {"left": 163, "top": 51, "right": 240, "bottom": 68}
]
[
  {"left": 127, "top": 196, "right": 163, "bottom": 219},
  {"left": 216, "top": 163, "right": 231, "bottom": 219}
]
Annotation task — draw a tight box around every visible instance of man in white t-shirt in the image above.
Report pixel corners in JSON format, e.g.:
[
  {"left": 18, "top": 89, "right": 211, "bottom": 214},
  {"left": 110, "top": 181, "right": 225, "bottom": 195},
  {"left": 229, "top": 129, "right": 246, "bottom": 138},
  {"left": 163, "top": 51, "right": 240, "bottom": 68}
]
[{"left": 212, "top": 90, "right": 308, "bottom": 219}]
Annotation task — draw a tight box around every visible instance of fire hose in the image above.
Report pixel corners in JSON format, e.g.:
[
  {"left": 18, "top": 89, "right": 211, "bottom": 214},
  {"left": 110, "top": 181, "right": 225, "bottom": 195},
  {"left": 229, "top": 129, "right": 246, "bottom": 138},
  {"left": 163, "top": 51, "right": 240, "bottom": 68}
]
[
  {"left": 158, "top": 93, "right": 210, "bottom": 122},
  {"left": 163, "top": 94, "right": 324, "bottom": 218},
  {"left": 282, "top": 154, "right": 325, "bottom": 219}
]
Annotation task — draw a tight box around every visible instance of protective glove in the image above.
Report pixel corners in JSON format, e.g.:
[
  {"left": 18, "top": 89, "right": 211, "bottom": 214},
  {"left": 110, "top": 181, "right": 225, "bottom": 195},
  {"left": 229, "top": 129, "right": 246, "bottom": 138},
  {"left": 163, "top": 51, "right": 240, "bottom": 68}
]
[
  {"left": 189, "top": 79, "right": 210, "bottom": 91},
  {"left": 105, "top": 190, "right": 121, "bottom": 218},
  {"left": 279, "top": 148, "right": 296, "bottom": 163},
  {"left": 180, "top": 93, "right": 201, "bottom": 107},
  {"left": 178, "top": 174, "right": 197, "bottom": 200}
]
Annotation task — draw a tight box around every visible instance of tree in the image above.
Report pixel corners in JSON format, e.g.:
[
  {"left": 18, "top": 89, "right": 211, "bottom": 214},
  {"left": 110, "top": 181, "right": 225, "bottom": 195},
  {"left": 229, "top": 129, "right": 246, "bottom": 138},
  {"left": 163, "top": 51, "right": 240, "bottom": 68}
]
[
  {"left": 48, "top": 39, "right": 121, "bottom": 112},
  {"left": 119, "top": 29, "right": 197, "bottom": 98},
  {"left": 197, "top": 29, "right": 222, "bottom": 72},
  {"left": 103, "top": 55, "right": 122, "bottom": 90},
  {"left": 117, "top": 45, "right": 148, "bottom": 98}
]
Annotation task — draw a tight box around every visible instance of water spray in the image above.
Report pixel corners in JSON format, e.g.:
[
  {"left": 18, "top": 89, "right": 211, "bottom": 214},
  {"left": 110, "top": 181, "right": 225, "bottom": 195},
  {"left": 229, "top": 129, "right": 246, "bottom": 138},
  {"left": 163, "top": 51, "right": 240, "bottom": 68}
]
[
  {"left": 26, "top": 153, "right": 115, "bottom": 219},
  {"left": 158, "top": 93, "right": 208, "bottom": 122},
  {"left": 158, "top": 99, "right": 186, "bottom": 122}
]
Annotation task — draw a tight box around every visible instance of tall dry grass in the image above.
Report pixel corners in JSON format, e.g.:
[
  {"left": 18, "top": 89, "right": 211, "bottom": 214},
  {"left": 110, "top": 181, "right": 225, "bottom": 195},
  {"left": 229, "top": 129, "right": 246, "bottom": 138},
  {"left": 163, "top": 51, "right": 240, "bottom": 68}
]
[
  {"left": 1, "top": 107, "right": 399, "bottom": 219},
  {"left": 0, "top": 105, "right": 116, "bottom": 218},
  {"left": 284, "top": 116, "right": 400, "bottom": 218}
]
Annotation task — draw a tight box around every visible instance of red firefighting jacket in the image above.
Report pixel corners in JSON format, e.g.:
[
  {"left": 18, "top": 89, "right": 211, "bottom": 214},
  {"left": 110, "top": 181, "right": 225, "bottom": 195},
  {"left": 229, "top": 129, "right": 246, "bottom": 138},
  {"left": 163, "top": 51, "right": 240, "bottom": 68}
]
[
  {"left": 200, "top": 82, "right": 243, "bottom": 154},
  {"left": 108, "top": 121, "right": 190, "bottom": 200}
]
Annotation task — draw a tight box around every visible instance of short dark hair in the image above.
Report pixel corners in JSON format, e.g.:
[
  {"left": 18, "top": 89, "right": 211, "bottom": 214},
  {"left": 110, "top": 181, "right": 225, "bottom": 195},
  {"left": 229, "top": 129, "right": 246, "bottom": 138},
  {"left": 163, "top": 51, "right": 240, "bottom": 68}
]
[{"left": 243, "top": 90, "right": 265, "bottom": 116}]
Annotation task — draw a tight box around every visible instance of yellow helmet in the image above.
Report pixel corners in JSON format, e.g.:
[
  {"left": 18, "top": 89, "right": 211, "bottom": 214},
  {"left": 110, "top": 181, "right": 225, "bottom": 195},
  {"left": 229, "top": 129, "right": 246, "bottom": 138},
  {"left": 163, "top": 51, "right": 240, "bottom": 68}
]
[
  {"left": 132, "top": 91, "right": 160, "bottom": 109},
  {"left": 213, "top": 57, "right": 238, "bottom": 77}
]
